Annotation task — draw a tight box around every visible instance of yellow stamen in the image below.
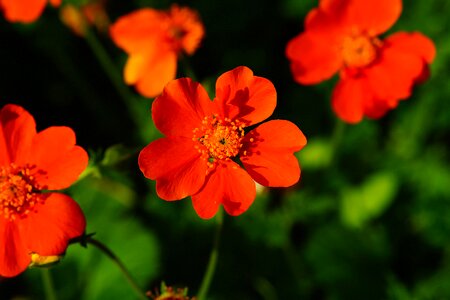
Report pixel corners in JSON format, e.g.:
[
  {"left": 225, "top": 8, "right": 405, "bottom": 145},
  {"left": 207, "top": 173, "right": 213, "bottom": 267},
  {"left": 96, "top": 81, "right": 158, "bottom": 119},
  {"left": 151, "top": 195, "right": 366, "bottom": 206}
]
[
  {"left": 341, "top": 34, "right": 380, "bottom": 68},
  {"left": 193, "top": 115, "right": 246, "bottom": 171},
  {"left": 0, "top": 164, "right": 47, "bottom": 221}
]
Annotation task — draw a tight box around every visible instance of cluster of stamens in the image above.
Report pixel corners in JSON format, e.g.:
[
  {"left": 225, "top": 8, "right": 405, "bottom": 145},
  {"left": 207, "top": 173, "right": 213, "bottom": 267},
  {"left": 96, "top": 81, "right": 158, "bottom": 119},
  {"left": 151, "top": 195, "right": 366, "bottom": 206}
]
[
  {"left": 192, "top": 115, "right": 245, "bottom": 172},
  {"left": 341, "top": 31, "right": 381, "bottom": 68},
  {"left": 169, "top": 25, "right": 187, "bottom": 41},
  {"left": 167, "top": 25, "right": 187, "bottom": 52},
  {"left": 0, "top": 163, "right": 46, "bottom": 221}
]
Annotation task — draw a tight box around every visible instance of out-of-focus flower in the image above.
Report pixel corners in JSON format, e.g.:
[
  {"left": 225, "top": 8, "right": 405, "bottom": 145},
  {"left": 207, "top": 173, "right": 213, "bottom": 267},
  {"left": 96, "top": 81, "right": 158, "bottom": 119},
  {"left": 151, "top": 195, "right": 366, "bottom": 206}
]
[
  {"left": 60, "top": 0, "right": 109, "bottom": 37},
  {"left": 0, "top": 104, "right": 88, "bottom": 277},
  {"left": 138, "top": 66, "right": 307, "bottom": 219},
  {"left": 147, "top": 282, "right": 194, "bottom": 300},
  {"left": 0, "top": 0, "right": 60, "bottom": 23},
  {"left": 286, "top": 0, "right": 436, "bottom": 123},
  {"left": 109, "top": 5, "right": 205, "bottom": 98}
]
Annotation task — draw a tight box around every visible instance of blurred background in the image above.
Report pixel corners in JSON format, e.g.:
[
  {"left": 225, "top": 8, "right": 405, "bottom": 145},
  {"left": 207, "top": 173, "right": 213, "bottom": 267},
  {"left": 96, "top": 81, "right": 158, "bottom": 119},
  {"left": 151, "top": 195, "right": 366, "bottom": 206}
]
[{"left": 1, "top": 0, "right": 450, "bottom": 299}]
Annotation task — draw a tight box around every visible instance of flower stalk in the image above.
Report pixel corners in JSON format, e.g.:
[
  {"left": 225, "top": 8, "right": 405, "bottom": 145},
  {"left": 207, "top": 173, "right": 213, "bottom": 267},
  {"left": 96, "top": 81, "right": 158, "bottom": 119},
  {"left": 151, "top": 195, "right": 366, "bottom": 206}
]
[
  {"left": 86, "top": 237, "right": 148, "bottom": 300},
  {"left": 196, "top": 209, "right": 224, "bottom": 300},
  {"left": 41, "top": 268, "right": 57, "bottom": 300},
  {"left": 83, "top": 21, "right": 152, "bottom": 143}
]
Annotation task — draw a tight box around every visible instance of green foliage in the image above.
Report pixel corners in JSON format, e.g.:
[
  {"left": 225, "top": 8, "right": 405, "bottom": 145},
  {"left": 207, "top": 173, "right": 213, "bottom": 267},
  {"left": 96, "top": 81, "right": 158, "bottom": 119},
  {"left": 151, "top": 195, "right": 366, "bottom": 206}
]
[
  {"left": 1, "top": 0, "right": 450, "bottom": 299},
  {"left": 66, "top": 178, "right": 159, "bottom": 299},
  {"left": 101, "top": 144, "right": 137, "bottom": 167},
  {"left": 340, "top": 172, "right": 398, "bottom": 228},
  {"left": 305, "top": 224, "right": 390, "bottom": 299},
  {"left": 297, "top": 138, "right": 333, "bottom": 170}
]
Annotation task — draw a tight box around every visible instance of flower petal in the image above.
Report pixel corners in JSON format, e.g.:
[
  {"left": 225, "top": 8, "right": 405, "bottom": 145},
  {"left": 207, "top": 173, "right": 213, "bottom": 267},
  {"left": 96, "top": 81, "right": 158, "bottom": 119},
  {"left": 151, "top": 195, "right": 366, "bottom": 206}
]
[
  {"left": 138, "top": 137, "right": 207, "bottom": 200},
  {"left": 110, "top": 8, "right": 172, "bottom": 97},
  {"left": 241, "top": 120, "right": 306, "bottom": 187},
  {"left": 364, "top": 38, "right": 425, "bottom": 102},
  {"left": 363, "top": 97, "right": 391, "bottom": 120},
  {"left": 286, "top": 31, "right": 342, "bottom": 85},
  {"left": 19, "top": 193, "right": 86, "bottom": 256},
  {"left": 386, "top": 32, "right": 436, "bottom": 64},
  {"left": 344, "top": 0, "right": 402, "bottom": 36},
  {"left": 0, "top": 219, "right": 29, "bottom": 277},
  {"left": 305, "top": 3, "right": 348, "bottom": 37},
  {"left": 168, "top": 5, "right": 205, "bottom": 55},
  {"left": 152, "top": 77, "right": 214, "bottom": 137},
  {"left": 332, "top": 76, "right": 370, "bottom": 124},
  {"left": 28, "top": 126, "right": 88, "bottom": 190},
  {"left": 0, "top": 104, "right": 36, "bottom": 165},
  {"left": 0, "top": 117, "right": 8, "bottom": 166},
  {"left": 0, "top": 0, "right": 47, "bottom": 23},
  {"left": 192, "top": 161, "right": 256, "bottom": 219},
  {"left": 124, "top": 53, "right": 149, "bottom": 85},
  {"left": 214, "top": 66, "right": 276, "bottom": 126},
  {"left": 134, "top": 50, "right": 178, "bottom": 98},
  {"left": 385, "top": 32, "right": 436, "bottom": 84},
  {"left": 109, "top": 8, "right": 167, "bottom": 54}
]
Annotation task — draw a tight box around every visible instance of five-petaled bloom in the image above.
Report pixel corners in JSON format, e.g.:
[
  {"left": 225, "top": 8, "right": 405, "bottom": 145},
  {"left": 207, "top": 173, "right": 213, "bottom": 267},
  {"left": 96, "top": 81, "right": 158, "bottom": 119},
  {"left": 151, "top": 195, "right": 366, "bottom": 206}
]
[
  {"left": 110, "top": 4, "right": 204, "bottom": 98},
  {"left": 286, "top": 0, "right": 436, "bottom": 123},
  {"left": 0, "top": 104, "right": 88, "bottom": 277},
  {"left": 138, "top": 66, "right": 307, "bottom": 219},
  {"left": 0, "top": 0, "right": 61, "bottom": 23}
]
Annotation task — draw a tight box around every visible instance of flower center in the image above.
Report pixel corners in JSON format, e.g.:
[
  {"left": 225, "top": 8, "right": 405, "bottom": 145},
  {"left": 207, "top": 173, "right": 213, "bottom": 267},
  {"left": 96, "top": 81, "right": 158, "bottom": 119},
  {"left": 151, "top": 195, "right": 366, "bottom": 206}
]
[
  {"left": 167, "top": 25, "right": 187, "bottom": 52},
  {"left": 169, "top": 26, "right": 187, "bottom": 41},
  {"left": 0, "top": 164, "right": 46, "bottom": 221},
  {"left": 193, "top": 116, "right": 245, "bottom": 170},
  {"left": 341, "top": 34, "right": 380, "bottom": 68}
]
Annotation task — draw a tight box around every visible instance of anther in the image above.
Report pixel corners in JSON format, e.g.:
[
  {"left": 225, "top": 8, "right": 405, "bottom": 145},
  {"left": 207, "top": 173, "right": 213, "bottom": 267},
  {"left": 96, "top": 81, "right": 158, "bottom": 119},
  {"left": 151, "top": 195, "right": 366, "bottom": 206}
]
[
  {"left": 192, "top": 116, "right": 246, "bottom": 168},
  {"left": 0, "top": 164, "right": 46, "bottom": 221}
]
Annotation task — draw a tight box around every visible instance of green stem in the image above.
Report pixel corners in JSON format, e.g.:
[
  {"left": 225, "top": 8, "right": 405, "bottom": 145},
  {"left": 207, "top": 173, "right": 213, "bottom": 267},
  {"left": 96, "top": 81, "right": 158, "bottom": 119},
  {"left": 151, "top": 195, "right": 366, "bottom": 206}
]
[
  {"left": 179, "top": 54, "right": 198, "bottom": 82},
  {"left": 86, "top": 237, "right": 148, "bottom": 300},
  {"left": 41, "top": 268, "right": 57, "bottom": 300},
  {"left": 83, "top": 27, "right": 135, "bottom": 113},
  {"left": 197, "top": 210, "right": 224, "bottom": 300},
  {"left": 76, "top": 165, "right": 99, "bottom": 183},
  {"left": 83, "top": 25, "right": 152, "bottom": 143}
]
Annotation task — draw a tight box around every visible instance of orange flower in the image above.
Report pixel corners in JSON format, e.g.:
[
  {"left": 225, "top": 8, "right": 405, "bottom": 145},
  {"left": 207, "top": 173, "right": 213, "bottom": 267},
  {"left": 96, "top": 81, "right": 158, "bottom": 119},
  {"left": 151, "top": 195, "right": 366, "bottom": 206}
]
[
  {"left": 286, "top": 0, "right": 436, "bottom": 123},
  {"left": 109, "top": 5, "right": 205, "bottom": 98},
  {"left": 0, "top": 104, "right": 88, "bottom": 277},
  {"left": 0, "top": 0, "right": 61, "bottom": 23},
  {"left": 138, "top": 66, "right": 307, "bottom": 219}
]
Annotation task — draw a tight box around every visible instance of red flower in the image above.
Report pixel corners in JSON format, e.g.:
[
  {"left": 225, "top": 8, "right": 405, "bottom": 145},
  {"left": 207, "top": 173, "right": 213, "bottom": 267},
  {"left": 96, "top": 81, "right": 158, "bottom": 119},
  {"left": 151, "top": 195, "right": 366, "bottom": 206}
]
[
  {"left": 0, "top": 104, "right": 88, "bottom": 277},
  {"left": 110, "top": 5, "right": 205, "bottom": 98},
  {"left": 0, "top": 0, "right": 61, "bottom": 23},
  {"left": 286, "top": 0, "right": 436, "bottom": 123},
  {"left": 138, "top": 66, "right": 307, "bottom": 219}
]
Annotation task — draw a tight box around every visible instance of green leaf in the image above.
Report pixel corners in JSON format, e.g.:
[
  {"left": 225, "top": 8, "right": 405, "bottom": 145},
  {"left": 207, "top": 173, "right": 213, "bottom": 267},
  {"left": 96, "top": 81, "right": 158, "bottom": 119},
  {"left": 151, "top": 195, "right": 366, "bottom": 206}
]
[
  {"left": 64, "top": 178, "right": 159, "bottom": 299},
  {"left": 340, "top": 172, "right": 398, "bottom": 228},
  {"left": 297, "top": 138, "right": 332, "bottom": 170},
  {"left": 80, "top": 219, "right": 159, "bottom": 300},
  {"left": 100, "top": 144, "right": 136, "bottom": 167}
]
